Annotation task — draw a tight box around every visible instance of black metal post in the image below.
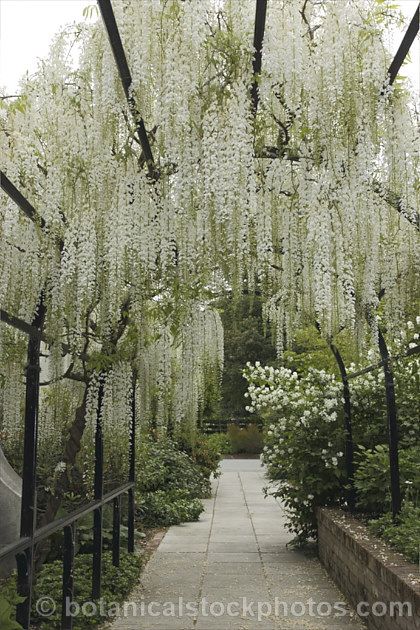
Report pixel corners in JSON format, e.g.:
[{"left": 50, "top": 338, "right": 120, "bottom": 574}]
[
  {"left": 127, "top": 371, "right": 137, "bottom": 554},
  {"left": 97, "top": 0, "right": 156, "bottom": 178},
  {"left": 378, "top": 328, "right": 401, "bottom": 518},
  {"left": 61, "top": 524, "right": 75, "bottom": 630},
  {"left": 0, "top": 170, "right": 46, "bottom": 228},
  {"left": 92, "top": 375, "right": 105, "bottom": 600},
  {"left": 328, "top": 342, "right": 356, "bottom": 511},
  {"left": 16, "top": 551, "right": 31, "bottom": 629},
  {"left": 16, "top": 299, "right": 46, "bottom": 628},
  {"left": 387, "top": 4, "right": 419, "bottom": 86},
  {"left": 251, "top": 0, "right": 268, "bottom": 114},
  {"left": 315, "top": 322, "right": 356, "bottom": 511},
  {"left": 112, "top": 497, "right": 121, "bottom": 567}
]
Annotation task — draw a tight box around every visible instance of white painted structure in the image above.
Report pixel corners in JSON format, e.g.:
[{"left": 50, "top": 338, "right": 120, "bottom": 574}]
[{"left": 0, "top": 445, "right": 22, "bottom": 575}]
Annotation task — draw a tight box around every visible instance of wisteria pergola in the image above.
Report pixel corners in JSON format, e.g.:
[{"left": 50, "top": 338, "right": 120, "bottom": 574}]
[{"left": 0, "top": 1, "right": 419, "bottom": 629}]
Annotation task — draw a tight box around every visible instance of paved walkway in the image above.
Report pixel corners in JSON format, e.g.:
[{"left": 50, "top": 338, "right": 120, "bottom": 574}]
[{"left": 112, "top": 459, "right": 364, "bottom": 629}]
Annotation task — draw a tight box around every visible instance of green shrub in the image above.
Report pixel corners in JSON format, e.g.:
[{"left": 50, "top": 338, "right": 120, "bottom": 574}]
[
  {"left": 241, "top": 424, "right": 263, "bottom": 454},
  {"left": 137, "top": 438, "right": 211, "bottom": 498},
  {"left": 32, "top": 551, "right": 142, "bottom": 629},
  {"left": 368, "top": 502, "right": 420, "bottom": 564},
  {"left": 135, "top": 438, "right": 213, "bottom": 527},
  {"left": 227, "top": 424, "right": 263, "bottom": 454},
  {"left": 137, "top": 489, "right": 204, "bottom": 527},
  {"left": 0, "top": 577, "right": 24, "bottom": 630},
  {"left": 354, "top": 445, "right": 420, "bottom": 513},
  {"left": 203, "top": 432, "right": 232, "bottom": 456},
  {"left": 77, "top": 516, "right": 144, "bottom": 555},
  {"left": 180, "top": 433, "right": 222, "bottom": 481}
]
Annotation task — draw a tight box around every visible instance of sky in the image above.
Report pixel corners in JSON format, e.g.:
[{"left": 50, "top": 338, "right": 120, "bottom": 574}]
[
  {"left": 0, "top": 0, "right": 419, "bottom": 95},
  {"left": 0, "top": 0, "right": 97, "bottom": 93}
]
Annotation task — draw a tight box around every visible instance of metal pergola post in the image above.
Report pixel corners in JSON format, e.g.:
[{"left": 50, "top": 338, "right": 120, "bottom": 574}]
[
  {"left": 315, "top": 323, "right": 356, "bottom": 511},
  {"left": 251, "top": 0, "right": 268, "bottom": 114},
  {"left": 97, "top": 0, "right": 157, "bottom": 179},
  {"left": 319, "top": 324, "right": 420, "bottom": 517},
  {"left": 387, "top": 3, "right": 419, "bottom": 86},
  {"left": 347, "top": 343, "right": 420, "bottom": 520},
  {"left": 92, "top": 374, "right": 105, "bottom": 600},
  {"left": 127, "top": 370, "right": 137, "bottom": 554},
  {"left": 327, "top": 342, "right": 356, "bottom": 512},
  {"left": 377, "top": 328, "right": 401, "bottom": 518},
  {"left": 61, "top": 524, "right": 75, "bottom": 630},
  {"left": 112, "top": 496, "right": 121, "bottom": 568},
  {"left": 16, "top": 299, "right": 46, "bottom": 628}
]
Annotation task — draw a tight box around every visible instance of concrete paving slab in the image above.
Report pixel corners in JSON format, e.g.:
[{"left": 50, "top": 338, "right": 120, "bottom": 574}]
[
  {"left": 111, "top": 459, "right": 365, "bottom": 630},
  {"left": 158, "top": 543, "right": 208, "bottom": 553}
]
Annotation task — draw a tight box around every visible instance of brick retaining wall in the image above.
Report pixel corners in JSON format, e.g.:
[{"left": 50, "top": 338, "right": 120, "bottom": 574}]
[{"left": 317, "top": 507, "right": 420, "bottom": 630}]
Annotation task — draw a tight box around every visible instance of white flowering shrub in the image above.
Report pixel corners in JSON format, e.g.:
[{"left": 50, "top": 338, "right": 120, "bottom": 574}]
[
  {"left": 244, "top": 362, "right": 345, "bottom": 542},
  {"left": 244, "top": 318, "right": 419, "bottom": 542}
]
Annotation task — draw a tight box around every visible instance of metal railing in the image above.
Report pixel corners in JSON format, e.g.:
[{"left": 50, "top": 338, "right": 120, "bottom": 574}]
[
  {"left": 0, "top": 175, "right": 137, "bottom": 630},
  {"left": 0, "top": 306, "right": 136, "bottom": 630},
  {"left": 325, "top": 331, "right": 420, "bottom": 519},
  {"left": 0, "top": 300, "right": 136, "bottom": 630}
]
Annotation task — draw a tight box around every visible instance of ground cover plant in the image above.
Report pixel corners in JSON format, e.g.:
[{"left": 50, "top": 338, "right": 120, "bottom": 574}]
[{"left": 30, "top": 551, "right": 143, "bottom": 629}]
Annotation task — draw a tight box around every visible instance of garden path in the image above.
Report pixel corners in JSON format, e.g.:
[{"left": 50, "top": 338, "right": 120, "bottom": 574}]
[{"left": 112, "top": 459, "right": 365, "bottom": 630}]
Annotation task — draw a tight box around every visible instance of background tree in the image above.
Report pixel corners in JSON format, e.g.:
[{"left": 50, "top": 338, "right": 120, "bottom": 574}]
[{"left": 218, "top": 295, "right": 276, "bottom": 427}]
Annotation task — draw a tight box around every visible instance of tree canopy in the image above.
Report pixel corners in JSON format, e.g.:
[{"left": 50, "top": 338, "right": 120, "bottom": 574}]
[{"left": 0, "top": 0, "right": 418, "bottom": 439}]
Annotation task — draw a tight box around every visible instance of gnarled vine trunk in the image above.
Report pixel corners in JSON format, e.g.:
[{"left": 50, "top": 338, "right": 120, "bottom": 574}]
[{"left": 35, "top": 387, "right": 88, "bottom": 568}]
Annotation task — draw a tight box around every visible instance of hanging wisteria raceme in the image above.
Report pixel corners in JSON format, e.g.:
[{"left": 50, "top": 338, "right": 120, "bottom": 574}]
[
  {"left": 0, "top": 0, "right": 418, "bottom": 445},
  {"left": 135, "top": 304, "right": 224, "bottom": 438},
  {"left": 0, "top": 353, "right": 25, "bottom": 444},
  {"left": 258, "top": 0, "right": 419, "bottom": 346}
]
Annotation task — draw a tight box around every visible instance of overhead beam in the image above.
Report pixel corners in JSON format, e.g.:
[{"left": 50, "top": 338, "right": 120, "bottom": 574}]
[
  {"left": 387, "top": 3, "right": 419, "bottom": 86},
  {"left": 0, "top": 309, "right": 44, "bottom": 340},
  {"left": 0, "top": 308, "right": 92, "bottom": 367},
  {"left": 347, "top": 344, "right": 420, "bottom": 380},
  {"left": 372, "top": 179, "right": 419, "bottom": 231},
  {"left": 1, "top": 170, "right": 66, "bottom": 249},
  {"left": 251, "top": 0, "right": 268, "bottom": 114},
  {"left": 97, "top": 0, "right": 157, "bottom": 179},
  {"left": 1, "top": 171, "right": 46, "bottom": 229}
]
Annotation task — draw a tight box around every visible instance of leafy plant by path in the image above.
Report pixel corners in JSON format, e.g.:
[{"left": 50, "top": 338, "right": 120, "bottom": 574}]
[
  {"left": 227, "top": 424, "right": 263, "bottom": 454},
  {"left": 137, "top": 490, "right": 204, "bottom": 528},
  {"left": 368, "top": 502, "right": 420, "bottom": 565},
  {"left": 204, "top": 432, "right": 232, "bottom": 456},
  {"left": 135, "top": 437, "right": 216, "bottom": 527},
  {"left": 31, "top": 551, "right": 142, "bottom": 629},
  {"left": 0, "top": 580, "right": 24, "bottom": 630},
  {"left": 355, "top": 445, "right": 420, "bottom": 513}
]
